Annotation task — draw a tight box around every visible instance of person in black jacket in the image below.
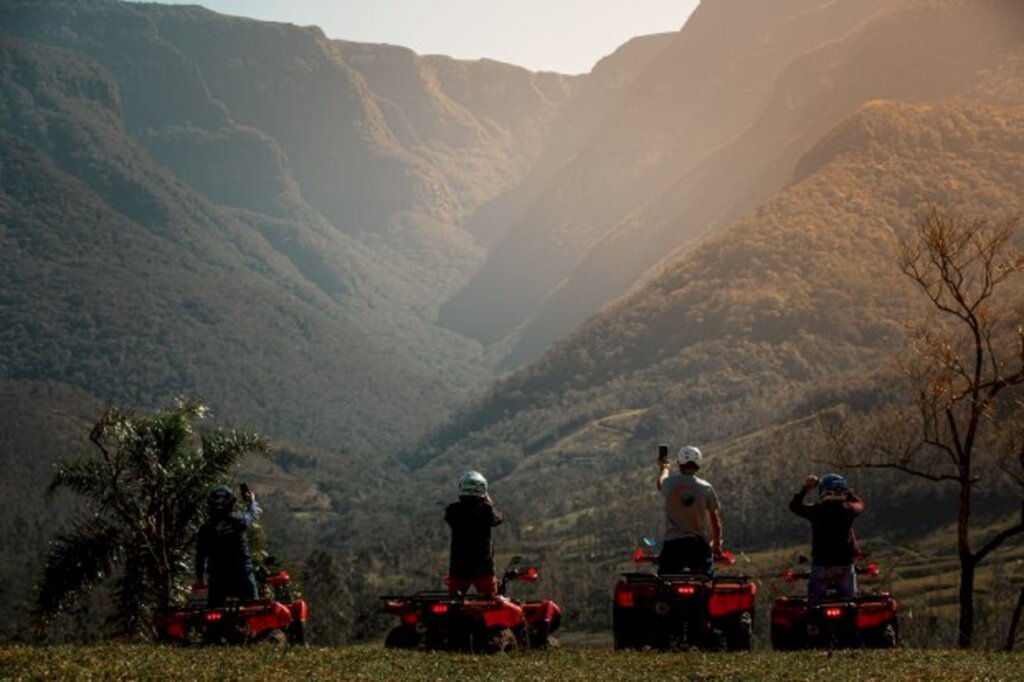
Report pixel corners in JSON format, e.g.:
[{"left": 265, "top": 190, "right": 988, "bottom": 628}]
[
  {"left": 194, "top": 484, "right": 261, "bottom": 607},
  {"left": 444, "top": 471, "right": 504, "bottom": 596},
  {"left": 789, "top": 473, "right": 865, "bottom": 600}
]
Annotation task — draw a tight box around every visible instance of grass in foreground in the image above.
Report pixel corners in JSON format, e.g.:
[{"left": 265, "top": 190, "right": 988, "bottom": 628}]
[{"left": 2, "top": 646, "right": 1024, "bottom": 681}]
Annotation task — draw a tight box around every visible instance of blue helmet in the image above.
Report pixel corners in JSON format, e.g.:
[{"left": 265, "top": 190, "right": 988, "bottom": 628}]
[{"left": 818, "top": 474, "right": 848, "bottom": 497}]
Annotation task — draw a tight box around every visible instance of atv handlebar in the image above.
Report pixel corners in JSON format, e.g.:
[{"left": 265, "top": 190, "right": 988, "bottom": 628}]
[
  {"left": 782, "top": 562, "right": 880, "bottom": 582},
  {"left": 632, "top": 548, "right": 736, "bottom": 567}
]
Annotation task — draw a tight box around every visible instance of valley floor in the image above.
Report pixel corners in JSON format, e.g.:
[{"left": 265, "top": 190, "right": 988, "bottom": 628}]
[{"left": 1, "top": 645, "right": 1022, "bottom": 681}]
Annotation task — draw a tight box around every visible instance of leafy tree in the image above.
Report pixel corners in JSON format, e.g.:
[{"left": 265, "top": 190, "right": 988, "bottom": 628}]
[
  {"left": 36, "top": 400, "right": 269, "bottom": 637},
  {"left": 828, "top": 210, "right": 1024, "bottom": 647}
]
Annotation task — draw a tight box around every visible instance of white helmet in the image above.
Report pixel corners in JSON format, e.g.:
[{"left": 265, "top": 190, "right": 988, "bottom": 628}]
[
  {"left": 458, "top": 470, "right": 488, "bottom": 497},
  {"left": 677, "top": 446, "right": 702, "bottom": 467}
]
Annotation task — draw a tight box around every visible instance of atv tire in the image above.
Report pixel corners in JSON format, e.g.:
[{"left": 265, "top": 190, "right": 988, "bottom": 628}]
[
  {"left": 613, "top": 631, "right": 644, "bottom": 651},
  {"left": 770, "top": 624, "right": 799, "bottom": 651},
  {"left": 288, "top": 620, "right": 306, "bottom": 645},
  {"left": 259, "top": 629, "right": 289, "bottom": 647},
  {"left": 725, "top": 612, "right": 753, "bottom": 651},
  {"left": 384, "top": 625, "right": 420, "bottom": 650},
  {"left": 869, "top": 621, "right": 899, "bottom": 649},
  {"left": 529, "top": 622, "right": 551, "bottom": 649},
  {"left": 486, "top": 627, "right": 519, "bottom": 654}
]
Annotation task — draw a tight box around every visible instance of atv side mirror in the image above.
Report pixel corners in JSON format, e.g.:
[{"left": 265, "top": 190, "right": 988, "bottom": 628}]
[
  {"left": 266, "top": 571, "right": 291, "bottom": 587},
  {"left": 859, "top": 562, "right": 880, "bottom": 578},
  {"left": 516, "top": 566, "right": 539, "bottom": 582},
  {"left": 641, "top": 537, "right": 659, "bottom": 548}
]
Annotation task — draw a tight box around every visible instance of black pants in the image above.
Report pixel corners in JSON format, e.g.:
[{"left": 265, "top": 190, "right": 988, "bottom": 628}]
[
  {"left": 659, "top": 537, "right": 712, "bottom": 575},
  {"left": 207, "top": 566, "right": 259, "bottom": 607}
]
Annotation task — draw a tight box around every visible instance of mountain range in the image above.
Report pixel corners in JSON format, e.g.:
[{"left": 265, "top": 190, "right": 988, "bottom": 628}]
[{"left": 2, "top": 0, "right": 1023, "bottom": 640}]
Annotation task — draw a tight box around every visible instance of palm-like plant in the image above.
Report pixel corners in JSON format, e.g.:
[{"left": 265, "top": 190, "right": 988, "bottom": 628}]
[{"left": 36, "top": 399, "right": 269, "bottom": 637}]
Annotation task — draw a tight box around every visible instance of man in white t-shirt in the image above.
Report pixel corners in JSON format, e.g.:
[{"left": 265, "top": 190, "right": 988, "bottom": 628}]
[{"left": 656, "top": 445, "right": 723, "bottom": 575}]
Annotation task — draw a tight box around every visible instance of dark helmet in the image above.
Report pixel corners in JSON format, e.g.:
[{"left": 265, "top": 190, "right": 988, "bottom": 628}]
[
  {"left": 818, "top": 473, "right": 848, "bottom": 498},
  {"left": 208, "top": 484, "right": 235, "bottom": 513}
]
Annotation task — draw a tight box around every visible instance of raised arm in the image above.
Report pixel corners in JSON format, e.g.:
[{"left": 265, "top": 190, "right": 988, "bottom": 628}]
[
  {"left": 789, "top": 476, "right": 819, "bottom": 519},
  {"left": 845, "top": 491, "right": 866, "bottom": 516},
  {"left": 238, "top": 493, "right": 261, "bottom": 528},
  {"left": 657, "top": 466, "right": 672, "bottom": 491},
  {"left": 486, "top": 495, "right": 505, "bottom": 527}
]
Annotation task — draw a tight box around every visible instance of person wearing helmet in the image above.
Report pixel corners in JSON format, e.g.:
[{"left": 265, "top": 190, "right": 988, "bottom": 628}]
[
  {"left": 789, "top": 473, "right": 865, "bottom": 599},
  {"left": 444, "top": 471, "right": 504, "bottom": 596},
  {"left": 656, "top": 445, "right": 723, "bottom": 575},
  {"left": 194, "top": 483, "right": 261, "bottom": 607}
]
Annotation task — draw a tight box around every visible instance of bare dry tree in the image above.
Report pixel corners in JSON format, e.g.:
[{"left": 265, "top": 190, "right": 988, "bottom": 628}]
[{"left": 826, "top": 209, "right": 1024, "bottom": 648}]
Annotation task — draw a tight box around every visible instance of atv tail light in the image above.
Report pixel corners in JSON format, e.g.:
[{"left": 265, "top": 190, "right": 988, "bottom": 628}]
[
  {"left": 709, "top": 584, "right": 756, "bottom": 617},
  {"left": 675, "top": 585, "right": 697, "bottom": 596},
  {"left": 205, "top": 611, "right": 223, "bottom": 622},
  {"left": 824, "top": 607, "right": 844, "bottom": 619},
  {"left": 856, "top": 601, "right": 896, "bottom": 630},
  {"left": 615, "top": 586, "right": 635, "bottom": 608},
  {"left": 430, "top": 603, "right": 449, "bottom": 615},
  {"left": 862, "top": 562, "right": 880, "bottom": 577},
  {"left": 401, "top": 613, "right": 418, "bottom": 626},
  {"left": 615, "top": 580, "right": 656, "bottom": 608},
  {"left": 770, "top": 604, "right": 808, "bottom": 627}
]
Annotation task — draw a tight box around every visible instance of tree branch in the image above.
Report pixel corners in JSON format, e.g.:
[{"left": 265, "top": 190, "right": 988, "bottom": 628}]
[
  {"left": 841, "top": 460, "right": 962, "bottom": 484},
  {"left": 974, "top": 519, "right": 1024, "bottom": 564}
]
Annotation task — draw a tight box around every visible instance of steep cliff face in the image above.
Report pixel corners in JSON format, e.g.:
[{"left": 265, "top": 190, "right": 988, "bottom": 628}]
[
  {"left": 503, "top": 0, "right": 1024, "bottom": 367},
  {"left": 439, "top": 0, "right": 890, "bottom": 347}
]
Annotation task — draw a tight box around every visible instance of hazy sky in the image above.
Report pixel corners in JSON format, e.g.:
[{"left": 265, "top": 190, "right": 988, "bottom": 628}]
[{"left": 146, "top": 1, "right": 701, "bottom": 74}]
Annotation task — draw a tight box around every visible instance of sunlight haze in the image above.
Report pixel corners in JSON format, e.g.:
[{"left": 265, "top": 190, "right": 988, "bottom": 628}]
[{"left": 145, "top": 0, "right": 700, "bottom": 74}]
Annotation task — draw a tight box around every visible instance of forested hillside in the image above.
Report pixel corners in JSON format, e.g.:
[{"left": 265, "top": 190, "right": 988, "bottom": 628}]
[
  {"left": 411, "top": 96, "right": 1024, "bottom": 569},
  {"left": 0, "top": 0, "right": 573, "bottom": 457}
]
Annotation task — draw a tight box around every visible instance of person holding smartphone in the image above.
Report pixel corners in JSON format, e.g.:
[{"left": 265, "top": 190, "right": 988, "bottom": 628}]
[
  {"left": 655, "top": 445, "right": 723, "bottom": 575},
  {"left": 789, "top": 473, "right": 864, "bottom": 599},
  {"left": 445, "top": 471, "right": 505, "bottom": 596},
  {"left": 194, "top": 483, "right": 261, "bottom": 607}
]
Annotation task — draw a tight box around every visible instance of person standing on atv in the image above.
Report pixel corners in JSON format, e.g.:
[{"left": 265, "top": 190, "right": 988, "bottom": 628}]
[
  {"left": 789, "top": 473, "right": 865, "bottom": 600},
  {"left": 656, "top": 446, "right": 723, "bottom": 575},
  {"left": 195, "top": 484, "right": 261, "bottom": 607},
  {"left": 445, "top": 471, "right": 504, "bottom": 596}
]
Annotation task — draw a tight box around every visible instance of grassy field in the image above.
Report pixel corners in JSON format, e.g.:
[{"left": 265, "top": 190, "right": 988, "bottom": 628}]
[{"left": 2, "top": 646, "right": 1024, "bottom": 681}]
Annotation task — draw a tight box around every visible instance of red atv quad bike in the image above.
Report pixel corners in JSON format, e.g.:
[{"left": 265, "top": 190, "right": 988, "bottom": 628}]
[
  {"left": 769, "top": 558, "right": 898, "bottom": 650},
  {"left": 612, "top": 538, "right": 756, "bottom": 651},
  {"left": 154, "top": 569, "right": 308, "bottom": 646},
  {"left": 380, "top": 557, "right": 561, "bottom": 654}
]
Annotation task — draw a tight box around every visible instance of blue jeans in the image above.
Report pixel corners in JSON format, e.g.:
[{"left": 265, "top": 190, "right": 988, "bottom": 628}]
[{"left": 808, "top": 564, "right": 856, "bottom": 600}]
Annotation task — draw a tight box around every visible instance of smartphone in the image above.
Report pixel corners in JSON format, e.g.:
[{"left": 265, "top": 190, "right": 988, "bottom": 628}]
[{"left": 657, "top": 444, "right": 669, "bottom": 465}]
